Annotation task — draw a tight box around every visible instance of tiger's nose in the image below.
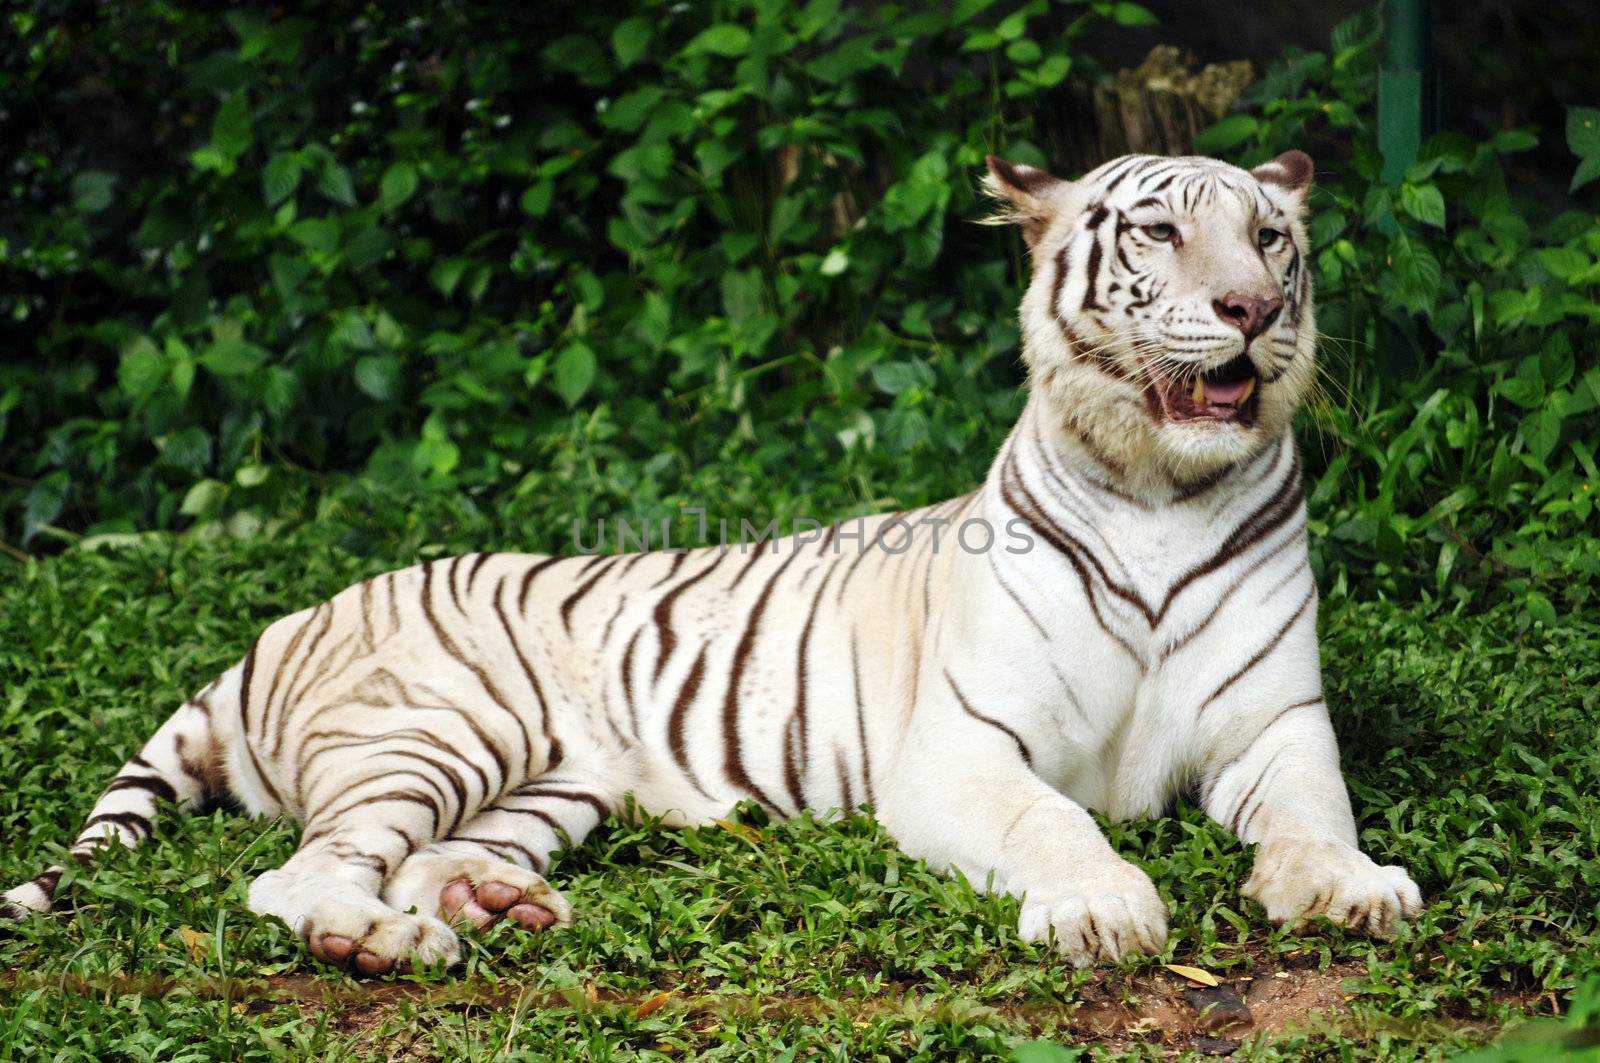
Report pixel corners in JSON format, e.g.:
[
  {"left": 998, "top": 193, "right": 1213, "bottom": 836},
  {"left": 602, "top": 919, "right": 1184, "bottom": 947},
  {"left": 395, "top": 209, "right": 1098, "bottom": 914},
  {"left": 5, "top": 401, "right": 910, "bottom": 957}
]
[{"left": 1212, "top": 292, "right": 1283, "bottom": 341}]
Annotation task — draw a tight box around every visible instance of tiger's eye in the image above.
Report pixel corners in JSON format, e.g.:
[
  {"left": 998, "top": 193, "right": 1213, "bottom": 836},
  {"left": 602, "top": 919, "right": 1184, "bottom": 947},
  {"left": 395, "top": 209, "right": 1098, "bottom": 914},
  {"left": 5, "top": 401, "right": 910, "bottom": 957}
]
[
  {"left": 1258, "top": 227, "right": 1284, "bottom": 249},
  {"left": 1142, "top": 223, "right": 1177, "bottom": 242}
]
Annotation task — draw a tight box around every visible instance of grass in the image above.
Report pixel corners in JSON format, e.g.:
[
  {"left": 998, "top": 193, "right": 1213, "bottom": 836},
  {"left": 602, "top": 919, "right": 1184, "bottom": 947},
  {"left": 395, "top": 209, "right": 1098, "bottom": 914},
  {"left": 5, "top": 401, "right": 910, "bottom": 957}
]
[{"left": 1, "top": 511, "right": 1597, "bottom": 1061}]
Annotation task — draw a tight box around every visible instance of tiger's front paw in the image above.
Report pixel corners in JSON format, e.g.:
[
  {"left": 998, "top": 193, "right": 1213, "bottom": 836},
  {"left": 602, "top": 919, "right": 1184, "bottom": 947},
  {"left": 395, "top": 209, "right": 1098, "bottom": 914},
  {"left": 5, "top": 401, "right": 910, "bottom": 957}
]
[
  {"left": 1016, "top": 858, "right": 1168, "bottom": 967},
  {"left": 1244, "top": 838, "right": 1422, "bottom": 937}
]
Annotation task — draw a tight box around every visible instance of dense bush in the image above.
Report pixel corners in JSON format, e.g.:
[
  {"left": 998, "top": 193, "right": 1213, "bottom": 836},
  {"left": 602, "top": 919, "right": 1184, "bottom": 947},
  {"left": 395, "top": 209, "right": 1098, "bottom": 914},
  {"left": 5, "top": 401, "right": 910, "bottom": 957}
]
[
  {"left": 1, "top": 0, "right": 1135, "bottom": 540},
  {"left": 1, "top": 3, "right": 1595, "bottom": 625}
]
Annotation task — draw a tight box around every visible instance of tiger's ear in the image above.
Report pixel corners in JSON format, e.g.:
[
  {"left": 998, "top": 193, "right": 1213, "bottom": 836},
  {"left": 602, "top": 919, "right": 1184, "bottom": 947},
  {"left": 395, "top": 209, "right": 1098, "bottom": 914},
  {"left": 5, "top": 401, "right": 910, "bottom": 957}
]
[
  {"left": 1251, "top": 150, "right": 1314, "bottom": 206},
  {"left": 982, "top": 155, "right": 1070, "bottom": 251}
]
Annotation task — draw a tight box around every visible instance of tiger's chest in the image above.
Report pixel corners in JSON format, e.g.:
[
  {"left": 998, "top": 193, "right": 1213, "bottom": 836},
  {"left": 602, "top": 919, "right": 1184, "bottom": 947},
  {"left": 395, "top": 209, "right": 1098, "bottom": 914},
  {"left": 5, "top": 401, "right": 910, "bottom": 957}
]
[{"left": 969, "top": 465, "right": 1312, "bottom": 818}]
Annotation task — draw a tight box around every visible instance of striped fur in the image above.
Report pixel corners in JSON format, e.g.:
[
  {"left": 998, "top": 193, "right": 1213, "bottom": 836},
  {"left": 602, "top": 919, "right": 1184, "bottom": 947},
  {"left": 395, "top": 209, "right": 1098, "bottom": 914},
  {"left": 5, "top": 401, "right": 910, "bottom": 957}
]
[{"left": 4, "top": 151, "right": 1420, "bottom": 969}]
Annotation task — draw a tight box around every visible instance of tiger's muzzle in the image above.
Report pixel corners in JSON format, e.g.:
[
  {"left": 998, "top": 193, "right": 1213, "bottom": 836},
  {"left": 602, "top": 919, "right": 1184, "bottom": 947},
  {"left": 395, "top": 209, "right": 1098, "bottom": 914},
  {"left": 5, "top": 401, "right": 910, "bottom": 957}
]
[{"left": 1147, "top": 353, "right": 1260, "bottom": 427}]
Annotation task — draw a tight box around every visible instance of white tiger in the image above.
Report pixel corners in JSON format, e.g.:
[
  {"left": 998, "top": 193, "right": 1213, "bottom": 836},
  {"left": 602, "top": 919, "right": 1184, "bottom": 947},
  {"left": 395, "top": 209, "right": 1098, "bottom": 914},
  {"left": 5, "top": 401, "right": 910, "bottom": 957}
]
[{"left": 4, "top": 150, "right": 1421, "bottom": 971}]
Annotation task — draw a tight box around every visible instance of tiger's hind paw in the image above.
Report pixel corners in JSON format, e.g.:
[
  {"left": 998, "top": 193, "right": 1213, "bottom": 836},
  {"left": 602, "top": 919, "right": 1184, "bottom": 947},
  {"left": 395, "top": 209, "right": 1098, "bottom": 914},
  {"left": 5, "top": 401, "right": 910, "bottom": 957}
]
[
  {"left": 383, "top": 849, "right": 573, "bottom": 936},
  {"left": 249, "top": 869, "right": 460, "bottom": 975}
]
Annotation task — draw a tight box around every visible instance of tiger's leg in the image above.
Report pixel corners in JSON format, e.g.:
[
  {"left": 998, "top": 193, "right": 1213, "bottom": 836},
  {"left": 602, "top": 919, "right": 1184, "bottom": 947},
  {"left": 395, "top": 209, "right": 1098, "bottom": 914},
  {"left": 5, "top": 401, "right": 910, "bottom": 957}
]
[
  {"left": 3, "top": 685, "right": 222, "bottom": 918},
  {"left": 1201, "top": 698, "right": 1422, "bottom": 936},
  {"left": 383, "top": 776, "right": 611, "bottom": 935},
  {"left": 880, "top": 674, "right": 1168, "bottom": 967},
  {"left": 246, "top": 757, "right": 474, "bottom": 975}
]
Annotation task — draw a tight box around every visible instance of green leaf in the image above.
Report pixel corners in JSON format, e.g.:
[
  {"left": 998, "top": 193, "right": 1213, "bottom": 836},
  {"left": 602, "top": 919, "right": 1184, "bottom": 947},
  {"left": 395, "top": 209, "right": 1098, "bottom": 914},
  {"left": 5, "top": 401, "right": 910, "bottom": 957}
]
[
  {"left": 262, "top": 153, "right": 303, "bottom": 206},
  {"left": 233, "top": 464, "right": 272, "bottom": 488},
  {"left": 118, "top": 339, "right": 166, "bottom": 403},
  {"left": 373, "top": 311, "right": 405, "bottom": 349},
  {"left": 552, "top": 342, "right": 597, "bottom": 407},
  {"left": 260, "top": 366, "right": 299, "bottom": 417},
  {"left": 612, "top": 16, "right": 653, "bottom": 67},
  {"left": 994, "top": 10, "right": 1028, "bottom": 40},
  {"left": 1004, "top": 39, "right": 1042, "bottom": 65},
  {"left": 1570, "top": 154, "right": 1600, "bottom": 193},
  {"left": 1033, "top": 54, "right": 1071, "bottom": 88},
  {"left": 1387, "top": 232, "right": 1442, "bottom": 314},
  {"left": 210, "top": 91, "right": 253, "bottom": 161},
  {"left": 334, "top": 313, "right": 375, "bottom": 351},
  {"left": 1522, "top": 590, "right": 1557, "bottom": 627},
  {"left": 520, "top": 182, "right": 554, "bottom": 216},
  {"left": 318, "top": 162, "right": 357, "bottom": 207},
  {"left": 1110, "top": 2, "right": 1160, "bottom": 27},
  {"left": 179, "top": 479, "right": 228, "bottom": 518},
  {"left": 1192, "top": 115, "right": 1258, "bottom": 153},
  {"left": 1490, "top": 129, "right": 1538, "bottom": 154},
  {"left": 287, "top": 218, "right": 340, "bottom": 256},
  {"left": 1399, "top": 182, "right": 1446, "bottom": 228},
  {"left": 269, "top": 253, "right": 312, "bottom": 299},
  {"left": 200, "top": 337, "right": 268, "bottom": 377},
  {"left": 378, "top": 162, "right": 419, "bottom": 211},
  {"left": 71, "top": 171, "right": 117, "bottom": 213},
  {"left": 870, "top": 359, "right": 934, "bottom": 395},
  {"left": 353, "top": 354, "right": 400, "bottom": 401},
  {"left": 23, "top": 471, "right": 71, "bottom": 541},
  {"left": 1523, "top": 406, "right": 1563, "bottom": 462},
  {"left": 1011, "top": 1044, "right": 1085, "bottom": 1063},
  {"left": 687, "top": 24, "right": 752, "bottom": 57},
  {"left": 1566, "top": 106, "right": 1600, "bottom": 158},
  {"left": 1539, "top": 247, "right": 1591, "bottom": 281},
  {"left": 1495, "top": 376, "right": 1544, "bottom": 410}
]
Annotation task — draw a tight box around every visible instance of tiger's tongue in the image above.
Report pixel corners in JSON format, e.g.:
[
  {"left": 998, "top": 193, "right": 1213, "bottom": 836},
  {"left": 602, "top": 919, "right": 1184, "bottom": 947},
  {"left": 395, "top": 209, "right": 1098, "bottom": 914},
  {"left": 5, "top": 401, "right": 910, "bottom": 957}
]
[{"left": 1201, "top": 379, "right": 1251, "bottom": 405}]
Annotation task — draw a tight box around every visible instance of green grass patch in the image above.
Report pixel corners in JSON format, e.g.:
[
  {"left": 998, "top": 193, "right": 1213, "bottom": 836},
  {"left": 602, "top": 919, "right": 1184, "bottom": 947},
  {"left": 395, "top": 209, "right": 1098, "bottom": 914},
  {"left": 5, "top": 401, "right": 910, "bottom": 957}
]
[{"left": 1, "top": 527, "right": 1595, "bottom": 1060}]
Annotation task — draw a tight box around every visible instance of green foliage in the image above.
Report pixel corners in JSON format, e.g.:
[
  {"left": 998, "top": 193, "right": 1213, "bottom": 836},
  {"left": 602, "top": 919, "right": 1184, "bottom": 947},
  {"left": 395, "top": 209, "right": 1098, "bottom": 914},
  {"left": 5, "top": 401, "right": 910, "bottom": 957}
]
[
  {"left": 2, "top": 0, "right": 1125, "bottom": 548},
  {"left": 3, "top": 5, "right": 1596, "bottom": 633}
]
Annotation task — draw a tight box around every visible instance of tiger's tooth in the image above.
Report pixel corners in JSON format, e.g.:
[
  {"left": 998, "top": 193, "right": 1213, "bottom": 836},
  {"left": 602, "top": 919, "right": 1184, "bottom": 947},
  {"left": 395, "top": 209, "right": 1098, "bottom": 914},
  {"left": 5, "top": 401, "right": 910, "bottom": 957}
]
[
  {"left": 1239, "top": 377, "right": 1256, "bottom": 402},
  {"left": 1191, "top": 378, "right": 1206, "bottom": 404}
]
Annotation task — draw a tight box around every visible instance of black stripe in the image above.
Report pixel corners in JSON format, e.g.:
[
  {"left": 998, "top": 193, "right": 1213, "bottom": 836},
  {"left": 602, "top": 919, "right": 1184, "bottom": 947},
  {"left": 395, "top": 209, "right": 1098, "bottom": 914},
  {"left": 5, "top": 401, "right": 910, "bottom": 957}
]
[
  {"left": 720, "top": 548, "right": 803, "bottom": 813},
  {"left": 945, "top": 671, "right": 1033, "bottom": 769},
  {"left": 513, "top": 786, "right": 610, "bottom": 821},
  {"left": 455, "top": 834, "right": 545, "bottom": 871},
  {"left": 667, "top": 646, "right": 713, "bottom": 798},
  {"left": 1197, "top": 585, "right": 1317, "bottom": 717},
  {"left": 560, "top": 555, "right": 621, "bottom": 634},
  {"left": 492, "top": 576, "right": 561, "bottom": 771},
  {"left": 1080, "top": 230, "right": 1105, "bottom": 311},
  {"left": 784, "top": 554, "right": 842, "bottom": 813},
  {"left": 988, "top": 551, "right": 1048, "bottom": 639},
  {"left": 82, "top": 811, "right": 151, "bottom": 838},
  {"left": 466, "top": 552, "right": 497, "bottom": 595},
  {"left": 1153, "top": 442, "right": 1303, "bottom": 624},
  {"left": 1001, "top": 468, "right": 1144, "bottom": 664},
  {"left": 651, "top": 550, "right": 731, "bottom": 684},
  {"left": 621, "top": 626, "right": 643, "bottom": 738},
  {"left": 518, "top": 556, "right": 565, "bottom": 614},
  {"left": 420, "top": 562, "right": 519, "bottom": 780},
  {"left": 850, "top": 632, "right": 876, "bottom": 809},
  {"left": 104, "top": 774, "right": 178, "bottom": 804}
]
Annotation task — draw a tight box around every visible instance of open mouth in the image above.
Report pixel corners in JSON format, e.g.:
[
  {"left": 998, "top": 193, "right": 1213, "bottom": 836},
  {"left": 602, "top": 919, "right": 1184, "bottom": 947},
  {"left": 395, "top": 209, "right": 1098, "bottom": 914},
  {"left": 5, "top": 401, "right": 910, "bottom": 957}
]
[{"left": 1150, "top": 353, "right": 1260, "bottom": 426}]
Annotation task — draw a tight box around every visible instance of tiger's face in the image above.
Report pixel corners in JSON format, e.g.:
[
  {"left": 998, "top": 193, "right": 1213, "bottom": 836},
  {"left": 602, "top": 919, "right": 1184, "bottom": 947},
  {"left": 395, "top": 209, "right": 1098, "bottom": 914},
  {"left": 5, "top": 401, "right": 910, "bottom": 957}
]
[{"left": 986, "top": 151, "right": 1317, "bottom": 484}]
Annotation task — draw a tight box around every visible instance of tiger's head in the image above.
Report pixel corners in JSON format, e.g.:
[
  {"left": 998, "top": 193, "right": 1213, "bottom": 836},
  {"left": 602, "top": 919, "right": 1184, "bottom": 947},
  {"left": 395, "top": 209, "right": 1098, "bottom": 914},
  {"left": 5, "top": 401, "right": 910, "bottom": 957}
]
[{"left": 985, "top": 151, "right": 1316, "bottom": 486}]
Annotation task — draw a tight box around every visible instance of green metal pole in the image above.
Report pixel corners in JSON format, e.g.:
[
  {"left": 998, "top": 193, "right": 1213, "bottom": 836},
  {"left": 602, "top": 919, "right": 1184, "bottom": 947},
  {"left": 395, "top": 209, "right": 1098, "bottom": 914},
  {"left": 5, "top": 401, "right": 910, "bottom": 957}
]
[
  {"left": 1378, "top": 0, "right": 1432, "bottom": 184},
  {"left": 1378, "top": 0, "right": 1434, "bottom": 376}
]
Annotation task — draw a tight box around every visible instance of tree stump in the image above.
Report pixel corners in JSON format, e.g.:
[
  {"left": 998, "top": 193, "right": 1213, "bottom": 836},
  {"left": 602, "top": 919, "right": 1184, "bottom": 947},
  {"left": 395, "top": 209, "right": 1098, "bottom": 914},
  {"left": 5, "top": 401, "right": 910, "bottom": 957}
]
[{"left": 1042, "top": 46, "right": 1255, "bottom": 173}]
